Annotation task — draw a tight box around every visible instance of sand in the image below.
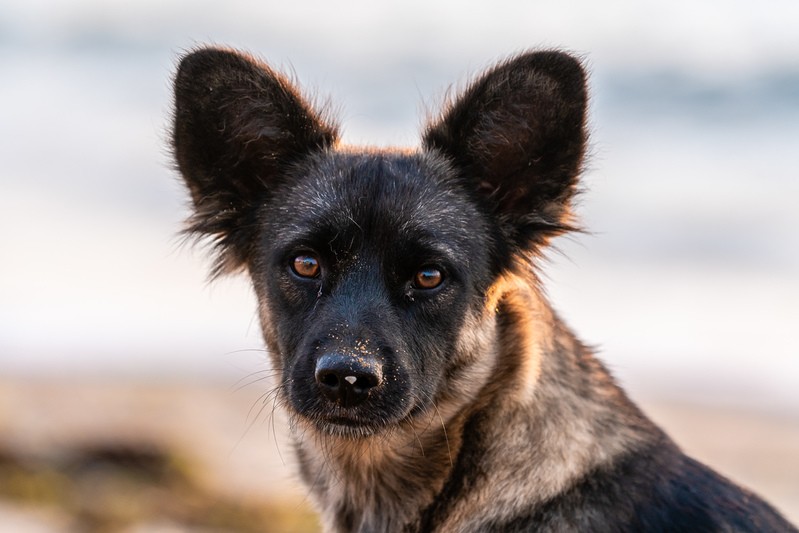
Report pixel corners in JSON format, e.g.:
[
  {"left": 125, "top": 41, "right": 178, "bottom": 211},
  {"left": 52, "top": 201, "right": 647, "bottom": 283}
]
[{"left": 0, "top": 378, "right": 796, "bottom": 530}]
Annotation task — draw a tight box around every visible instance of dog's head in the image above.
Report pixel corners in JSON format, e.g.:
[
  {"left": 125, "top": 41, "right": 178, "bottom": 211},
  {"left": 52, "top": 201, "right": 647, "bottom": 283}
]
[{"left": 172, "top": 48, "right": 587, "bottom": 437}]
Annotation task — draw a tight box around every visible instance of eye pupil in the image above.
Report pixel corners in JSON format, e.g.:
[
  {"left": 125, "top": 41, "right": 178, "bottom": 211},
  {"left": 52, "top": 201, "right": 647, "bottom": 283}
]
[
  {"left": 292, "top": 254, "right": 320, "bottom": 278},
  {"left": 414, "top": 267, "right": 443, "bottom": 290}
]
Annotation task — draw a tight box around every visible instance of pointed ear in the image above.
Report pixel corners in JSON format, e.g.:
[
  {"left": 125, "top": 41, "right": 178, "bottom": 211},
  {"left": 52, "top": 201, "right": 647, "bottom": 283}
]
[
  {"left": 423, "top": 51, "right": 588, "bottom": 250},
  {"left": 172, "top": 47, "right": 338, "bottom": 275}
]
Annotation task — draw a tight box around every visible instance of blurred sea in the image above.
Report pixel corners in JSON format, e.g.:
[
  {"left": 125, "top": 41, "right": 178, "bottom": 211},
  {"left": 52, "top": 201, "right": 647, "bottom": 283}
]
[{"left": 1, "top": 1, "right": 798, "bottom": 412}]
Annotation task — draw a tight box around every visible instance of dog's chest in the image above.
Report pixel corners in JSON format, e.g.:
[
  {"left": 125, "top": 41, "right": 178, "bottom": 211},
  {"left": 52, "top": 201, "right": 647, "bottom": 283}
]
[
  {"left": 317, "top": 470, "right": 433, "bottom": 533},
  {"left": 298, "top": 439, "right": 452, "bottom": 533}
]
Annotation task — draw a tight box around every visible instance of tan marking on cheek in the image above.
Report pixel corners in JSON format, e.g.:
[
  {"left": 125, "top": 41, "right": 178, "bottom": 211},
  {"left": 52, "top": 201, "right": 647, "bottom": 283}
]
[
  {"left": 483, "top": 270, "right": 551, "bottom": 405},
  {"left": 501, "top": 293, "right": 543, "bottom": 402},
  {"left": 484, "top": 272, "right": 525, "bottom": 315},
  {"left": 434, "top": 310, "right": 499, "bottom": 423}
]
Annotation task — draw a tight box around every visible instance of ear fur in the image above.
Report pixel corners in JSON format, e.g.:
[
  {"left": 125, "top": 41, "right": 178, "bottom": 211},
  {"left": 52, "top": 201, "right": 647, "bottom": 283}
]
[
  {"left": 172, "top": 47, "right": 338, "bottom": 275},
  {"left": 423, "top": 51, "right": 588, "bottom": 250}
]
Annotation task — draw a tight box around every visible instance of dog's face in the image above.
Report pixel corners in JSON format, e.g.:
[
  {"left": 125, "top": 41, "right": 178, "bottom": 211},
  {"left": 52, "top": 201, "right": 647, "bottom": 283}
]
[
  {"left": 172, "top": 48, "right": 587, "bottom": 437},
  {"left": 252, "top": 151, "right": 495, "bottom": 436}
]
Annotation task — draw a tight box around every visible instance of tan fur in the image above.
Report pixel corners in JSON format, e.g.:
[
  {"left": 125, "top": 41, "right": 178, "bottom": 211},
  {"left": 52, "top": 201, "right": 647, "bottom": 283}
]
[
  {"left": 483, "top": 269, "right": 548, "bottom": 405},
  {"left": 427, "top": 269, "right": 648, "bottom": 530}
]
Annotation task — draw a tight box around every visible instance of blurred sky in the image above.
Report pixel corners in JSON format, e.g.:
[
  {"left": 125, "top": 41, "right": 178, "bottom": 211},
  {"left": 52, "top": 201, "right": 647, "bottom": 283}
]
[{"left": 1, "top": 1, "right": 798, "bottom": 412}]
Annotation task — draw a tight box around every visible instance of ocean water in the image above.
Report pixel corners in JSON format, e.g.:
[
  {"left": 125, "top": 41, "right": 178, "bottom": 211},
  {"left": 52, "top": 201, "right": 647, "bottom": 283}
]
[{"left": 1, "top": 2, "right": 797, "bottom": 411}]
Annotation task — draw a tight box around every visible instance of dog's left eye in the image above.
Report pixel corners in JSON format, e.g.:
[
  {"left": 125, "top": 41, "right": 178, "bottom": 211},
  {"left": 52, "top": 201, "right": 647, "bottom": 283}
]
[
  {"left": 292, "top": 254, "right": 321, "bottom": 278},
  {"left": 413, "top": 267, "right": 444, "bottom": 290}
]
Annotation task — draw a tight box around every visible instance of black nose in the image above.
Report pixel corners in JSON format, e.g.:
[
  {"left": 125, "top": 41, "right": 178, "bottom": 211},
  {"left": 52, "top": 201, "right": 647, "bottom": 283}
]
[{"left": 314, "top": 353, "right": 383, "bottom": 408}]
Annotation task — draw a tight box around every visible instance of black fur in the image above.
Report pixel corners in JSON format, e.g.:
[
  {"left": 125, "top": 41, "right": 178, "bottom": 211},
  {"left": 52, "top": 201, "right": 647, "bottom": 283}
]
[
  {"left": 250, "top": 150, "right": 495, "bottom": 436},
  {"left": 424, "top": 51, "right": 587, "bottom": 251},
  {"left": 172, "top": 48, "right": 338, "bottom": 275},
  {"left": 172, "top": 47, "right": 796, "bottom": 532}
]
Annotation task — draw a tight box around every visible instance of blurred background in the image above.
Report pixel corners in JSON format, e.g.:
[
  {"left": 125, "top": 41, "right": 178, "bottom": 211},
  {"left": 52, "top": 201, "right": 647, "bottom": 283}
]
[{"left": 1, "top": 1, "right": 797, "bottom": 531}]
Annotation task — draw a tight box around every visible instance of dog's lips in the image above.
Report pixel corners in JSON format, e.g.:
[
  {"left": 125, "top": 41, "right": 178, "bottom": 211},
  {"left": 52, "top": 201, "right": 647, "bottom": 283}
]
[
  {"left": 301, "top": 402, "right": 403, "bottom": 436},
  {"left": 321, "top": 415, "right": 365, "bottom": 427},
  {"left": 312, "top": 413, "right": 386, "bottom": 437},
  {"left": 316, "top": 406, "right": 385, "bottom": 428}
]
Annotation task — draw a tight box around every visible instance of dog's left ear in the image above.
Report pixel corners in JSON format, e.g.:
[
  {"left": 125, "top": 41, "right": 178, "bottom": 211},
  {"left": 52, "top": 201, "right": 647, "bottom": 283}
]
[
  {"left": 423, "top": 51, "right": 587, "bottom": 250},
  {"left": 172, "top": 47, "right": 338, "bottom": 275}
]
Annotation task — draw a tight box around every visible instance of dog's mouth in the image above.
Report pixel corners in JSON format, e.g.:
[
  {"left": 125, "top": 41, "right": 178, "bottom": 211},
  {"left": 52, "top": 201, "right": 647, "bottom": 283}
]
[
  {"left": 288, "top": 386, "right": 417, "bottom": 439},
  {"left": 299, "top": 399, "right": 410, "bottom": 438},
  {"left": 312, "top": 414, "right": 386, "bottom": 438}
]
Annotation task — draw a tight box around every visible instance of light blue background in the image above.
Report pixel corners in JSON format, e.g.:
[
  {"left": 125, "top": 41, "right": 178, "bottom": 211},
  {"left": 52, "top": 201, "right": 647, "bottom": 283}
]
[{"left": 1, "top": 1, "right": 797, "bottom": 413}]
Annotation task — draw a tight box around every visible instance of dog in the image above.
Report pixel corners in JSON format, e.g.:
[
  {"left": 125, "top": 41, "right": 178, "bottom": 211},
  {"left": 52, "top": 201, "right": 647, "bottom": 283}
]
[{"left": 171, "top": 47, "right": 796, "bottom": 532}]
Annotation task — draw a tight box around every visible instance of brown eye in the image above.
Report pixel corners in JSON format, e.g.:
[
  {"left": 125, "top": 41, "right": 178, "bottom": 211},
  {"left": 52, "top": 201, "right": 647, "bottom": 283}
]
[
  {"left": 414, "top": 267, "right": 443, "bottom": 290},
  {"left": 292, "top": 254, "right": 320, "bottom": 278}
]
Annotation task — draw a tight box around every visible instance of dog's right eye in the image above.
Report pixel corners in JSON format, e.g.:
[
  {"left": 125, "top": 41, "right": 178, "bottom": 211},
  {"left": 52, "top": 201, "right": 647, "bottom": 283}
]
[
  {"left": 413, "top": 266, "right": 444, "bottom": 290},
  {"left": 291, "top": 254, "right": 321, "bottom": 279}
]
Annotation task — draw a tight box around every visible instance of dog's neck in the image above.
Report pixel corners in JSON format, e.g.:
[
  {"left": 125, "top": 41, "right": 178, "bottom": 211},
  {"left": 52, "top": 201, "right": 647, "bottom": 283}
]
[
  {"left": 294, "top": 415, "right": 460, "bottom": 532},
  {"left": 292, "top": 275, "right": 657, "bottom": 533}
]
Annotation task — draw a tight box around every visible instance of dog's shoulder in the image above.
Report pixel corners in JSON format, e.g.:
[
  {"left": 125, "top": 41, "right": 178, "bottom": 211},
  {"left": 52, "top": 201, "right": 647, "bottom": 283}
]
[
  {"left": 480, "top": 445, "right": 795, "bottom": 533},
  {"left": 417, "top": 384, "right": 795, "bottom": 533}
]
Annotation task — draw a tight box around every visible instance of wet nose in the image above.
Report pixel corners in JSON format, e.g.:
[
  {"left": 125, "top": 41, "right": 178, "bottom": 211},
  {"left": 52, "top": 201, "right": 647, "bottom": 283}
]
[{"left": 314, "top": 353, "right": 383, "bottom": 408}]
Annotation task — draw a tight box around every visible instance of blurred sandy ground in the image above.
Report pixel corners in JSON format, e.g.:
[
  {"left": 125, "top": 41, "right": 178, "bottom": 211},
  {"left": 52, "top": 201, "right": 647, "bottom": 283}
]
[
  {"left": 0, "top": 378, "right": 797, "bottom": 531},
  {"left": 0, "top": 379, "right": 316, "bottom": 532}
]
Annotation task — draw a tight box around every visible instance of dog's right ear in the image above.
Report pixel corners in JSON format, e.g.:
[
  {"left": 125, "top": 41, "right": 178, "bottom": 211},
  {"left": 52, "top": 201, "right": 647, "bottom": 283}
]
[
  {"left": 423, "top": 51, "right": 588, "bottom": 253},
  {"left": 172, "top": 47, "right": 338, "bottom": 275}
]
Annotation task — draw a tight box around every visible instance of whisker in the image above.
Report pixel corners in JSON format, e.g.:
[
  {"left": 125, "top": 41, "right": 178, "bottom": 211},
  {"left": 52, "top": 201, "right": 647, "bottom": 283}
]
[
  {"left": 224, "top": 347, "right": 269, "bottom": 356},
  {"left": 229, "top": 384, "right": 281, "bottom": 458},
  {"left": 230, "top": 371, "right": 282, "bottom": 392},
  {"left": 270, "top": 389, "right": 286, "bottom": 466},
  {"left": 432, "top": 401, "right": 453, "bottom": 468}
]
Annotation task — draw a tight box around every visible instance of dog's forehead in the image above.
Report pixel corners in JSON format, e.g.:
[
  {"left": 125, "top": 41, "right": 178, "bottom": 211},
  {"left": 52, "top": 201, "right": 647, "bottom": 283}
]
[{"left": 268, "top": 149, "right": 481, "bottom": 249}]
